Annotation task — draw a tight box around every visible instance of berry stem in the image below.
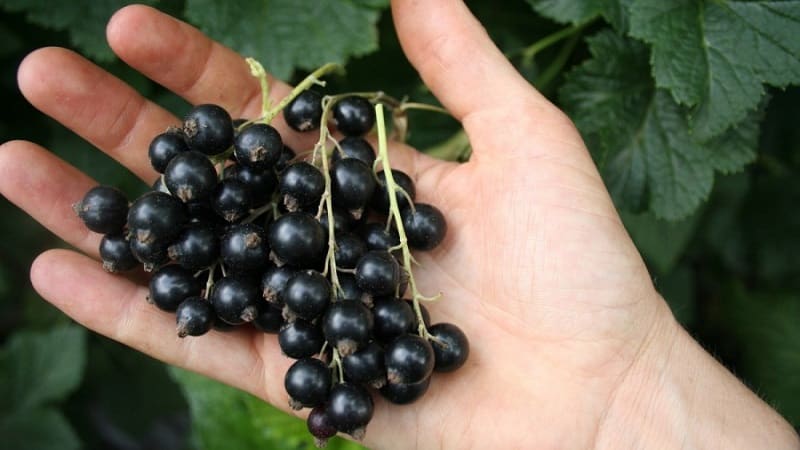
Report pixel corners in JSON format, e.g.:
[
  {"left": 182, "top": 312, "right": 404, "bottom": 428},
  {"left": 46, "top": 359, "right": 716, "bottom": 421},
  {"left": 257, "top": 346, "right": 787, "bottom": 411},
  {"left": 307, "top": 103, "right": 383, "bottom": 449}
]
[
  {"left": 397, "top": 102, "right": 450, "bottom": 115},
  {"left": 262, "top": 63, "right": 340, "bottom": 124},
  {"left": 246, "top": 58, "right": 272, "bottom": 118},
  {"left": 203, "top": 264, "right": 217, "bottom": 300},
  {"left": 374, "top": 104, "right": 435, "bottom": 340},
  {"left": 519, "top": 19, "right": 592, "bottom": 67},
  {"left": 331, "top": 348, "right": 345, "bottom": 383},
  {"left": 314, "top": 96, "right": 342, "bottom": 296}
]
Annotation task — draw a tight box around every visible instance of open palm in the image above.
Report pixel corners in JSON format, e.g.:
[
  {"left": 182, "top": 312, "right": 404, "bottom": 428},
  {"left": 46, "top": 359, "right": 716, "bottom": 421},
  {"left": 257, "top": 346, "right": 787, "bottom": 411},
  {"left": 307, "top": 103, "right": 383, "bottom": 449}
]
[{"left": 0, "top": 1, "right": 680, "bottom": 449}]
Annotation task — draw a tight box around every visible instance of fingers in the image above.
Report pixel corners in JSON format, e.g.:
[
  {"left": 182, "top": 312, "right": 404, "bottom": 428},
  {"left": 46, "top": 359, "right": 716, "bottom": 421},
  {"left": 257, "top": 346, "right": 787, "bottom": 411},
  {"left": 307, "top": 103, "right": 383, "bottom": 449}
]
[
  {"left": 391, "top": 0, "right": 551, "bottom": 122},
  {"left": 17, "top": 48, "right": 167, "bottom": 182},
  {"left": 0, "top": 140, "right": 105, "bottom": 257},
  {"left": 29, "top": 249, "right": 290, "bottom": 403}
]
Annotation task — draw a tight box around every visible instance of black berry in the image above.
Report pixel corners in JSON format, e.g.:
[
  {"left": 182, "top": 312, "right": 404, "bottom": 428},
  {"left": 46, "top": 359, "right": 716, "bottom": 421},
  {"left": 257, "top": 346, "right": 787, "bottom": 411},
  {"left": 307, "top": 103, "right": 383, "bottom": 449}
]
[
  {"left": 74, "top": 186, "right": 128, "bottom": 234},
  {"left": 333, "top": 96, "right": 375, "bottom": 137},
  {"left": 182, "top": 104, "right": 234, "bottom": 156},
  {"left": 148, "top": 265, "right": 201, "bottom": 312},
  {"left": 402, "top": 203, "right": 447, "bottom": 250},
  {"left": 175, "top": 296, "right": 214, "bottom": 337},
  {"left": 385, "top": 334, "right": 435, "bottom": 385},
  {"left": 285, "top": 358, "right": 331, "bottom": 410},
  {"left": 284, "top": 90, "right": 323, "bottom": 132},
  {"left": 429, "top": 322, "right": 470, "bottom": 372}
]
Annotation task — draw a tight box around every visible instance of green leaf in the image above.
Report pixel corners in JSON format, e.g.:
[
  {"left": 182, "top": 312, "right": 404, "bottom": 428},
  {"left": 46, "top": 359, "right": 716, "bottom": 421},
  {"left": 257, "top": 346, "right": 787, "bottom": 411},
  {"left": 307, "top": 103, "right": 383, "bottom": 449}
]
[
  {"left": 0, "top": 408, "right": 80, "bottom": 450},
  {"left": 0, "top": 325, "right": 87, "bottom": 412},
  {"left": 621, "top": 209, "right": 701, "bottom": 275},
  {"left": 526, "top": 0, "right": 633, "bottom": 31},
  {"left": 0, "top": 0, "right": 155, "bottom": 61},
  {"left": 561, "top": 30, "right": 762, "bottom": 219},
  {"left": 169, "top": 367, "right": 364, "bottom": 450},
  {"left": 185, "top": 0, "right": 385, "bottom": 81},
  {"left": 629, "top": 0, "right": 800, "bottom": 140}
]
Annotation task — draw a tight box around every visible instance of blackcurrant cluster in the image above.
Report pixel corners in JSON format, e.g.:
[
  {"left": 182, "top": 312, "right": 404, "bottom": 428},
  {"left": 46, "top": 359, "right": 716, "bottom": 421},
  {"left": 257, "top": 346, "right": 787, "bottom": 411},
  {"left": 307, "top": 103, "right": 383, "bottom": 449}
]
[{"left": 74, "top": 75, "right": 469, "bottom": 447}]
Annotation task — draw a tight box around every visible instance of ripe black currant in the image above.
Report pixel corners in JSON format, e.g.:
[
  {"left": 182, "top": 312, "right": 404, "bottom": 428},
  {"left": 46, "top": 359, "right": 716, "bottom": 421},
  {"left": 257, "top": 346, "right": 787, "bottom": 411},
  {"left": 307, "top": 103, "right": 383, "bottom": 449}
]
[
  {"left": 429, "top": 322, "right": 470, "bottom": 372},
  {"left": 372, "top": 297, "right": 416, "bottom": 342},
  {"left": 211, "top": 179, "right": 251, "bottom": 222},
  {"left": 384, "top": 334, "right": 435, "bottom": 385},
  {"left": 252, "top": 301, "right": 284, "bottom": 334},
  {"left": 372, "top": 169, "right": 416, "bottom": 214},
  {"left": 284, "top": 90, "right": 323, "bottom": 132},
  {"left": 260, "top": 265, "right": 295, "bottom": 304},
  {"left": 323, "top": 301, "right": 373, "bottom": 356},
  {"left": 167, "top": 223, "right": 220, "bottom": 271},
  {"left": 148, "top": 131, "right": 189, "bottom": 173},
  {"left": 182, "top": 104, "right": 234, "bottom": 156},
  {"left": 99, "top": 233, "right": 137, "bottom": 272},
  {"left": 74, "top": 185, "right": 129, "bottom": 234},
  {"left": 319, "top": 208, "right": 356, "bottom": 236},
  {"left": 175, "top": 296, "right": 214, "bottom": 337},
  {"left": 278, "top": 319, "right": 324, "bottom": 359},
  {"left": 332, "top": 96, "right": 375, "bottom": 137},
  {"left": 402, "top": 203, "right": 447, "bottom": 250},
  {"left": 129, "top": 236, "right": 168, "bottom": 271},
  {"left": 209, "top": 276, "right": 259, "bottom": 325},
  {"left": 408, "top": 299, "right": 431, "bottom": 327},
  {"left": 360, "top": 223, "right": 399, "bottom": 251},
  {"left": 283, "top": 270, "right": 331, "bottom": 321},
  {"left": 234, "top": 123, "right": 282, "bottom": 169},
  {"left": 275, "top": 145, "right": 295, "bottom": 172},
  {"left": 148, "top": 265, "right": 201, "bottom": 312},
  {"left": 334, "top": 232, "right": 367, "bottom": 269},
  {"left": 127, "top": 191, "right": 187, "bottom": 244},
  {"left": 284, "top": 358, "right": 331, "bottom": 410},
  {"left": 332, "top": 136, "right": 375, "bottom": 167},
  {"left": 307, "top": 406, "right": 337, "bottom": 448},
  {"left": 355, "top": 250, "right": 401, "bottom": 297},
  {"left": 379, "top": 376, "right": 431, "bottom": 405},
  {"left": 226, "top": 164, "right": 277, "bottom": 208},
  {"left": 268, "top": 212, "right": 326, "bottom": 268},
  {"left": 279, "top": 162, "right": 325, "bottom": 210},
  {"left": 164, "top": 151, "right": 218, "bottom": 202},
  {"left": 327, "top": 382, "right": 374, "bottom": 439},
  {"left": 342, "top": 342, "right": 386, "bottom": 388},
  {"left": 331, "top": 158, "right": 376, "bottom": 215},
  {"left": 336, "top": 273, "right": 366, "bottom": 303},
  {"left": 220, "top": 223, "right": 269, "bottom": 273}
]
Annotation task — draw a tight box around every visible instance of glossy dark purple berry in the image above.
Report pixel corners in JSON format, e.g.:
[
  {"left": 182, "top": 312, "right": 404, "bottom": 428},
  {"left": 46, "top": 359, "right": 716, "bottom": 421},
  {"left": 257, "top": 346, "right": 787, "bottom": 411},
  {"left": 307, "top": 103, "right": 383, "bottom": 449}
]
[
  {"left": 372, "top": 170, "right": 416, "bottom": 214},
  {"left": 148, "top": 131, "right": 189, "bottom": 173},
  {"left": 327, "top": 382, "right": 374, "bottom": 439},
  {"left": 209, "top": 276, "right": 259, "bottom": 325},
  {"left": 182, "top": 104, "right": 234, "bottom": 156},
  {"left": 279, "top": 162, "right": 325, "bottom": 210},
  {"left": 127, "top": 191, "right": 187, "bottom": 244},
  {"left": 268, "top": 212, "right": 326, "bottom": 268},
  {"left": 307, "top": 406, "right": 337, "bottom": 448},
  {"left": 275, "top": 145, "right": 295, "bottom": 172},
  {"left": 429, "top": 322, "right": 469, "bottom": 372},
  {"left": 332, "top": 96, "right": 375, "bottom": 137},
  {"left": 385, "top": 334, "right": 434, "bottom": 385},
  {"left": 252, "top": 301, "right": 284, "bottom": 333},
  {"left": 210, "top": 179, "right": 251, "bottom": 222},
  {"left": 234, "top": 123, "right": 282, "bottom": 169},
  {"left": 334, "top": 233, "right": 367, "bottom": 269},
  {"left": 360, "top": 223, "right": 399, "bottom": 251},
  {"left": 220, "top": 223, "right": 269, "bottom": 273},
  {"left": 285, "top": 358, "right": 331, "bottom": 410},
  {"left": 331, "top": 158, "right": 376, "bottom": 215},
  {"left": 283, "top": 270, "right": 331, "bottom": 321},
  {"left": 278, "top": 319, "right": 324, "bottom": 359},
  {"left": 372, "top": 297, "right": 415, "bottom": 342},
  {"left": 99, "top": 233, "right": 137, "bottom": 272},
  {"left": 379, "top": 376, "right": 431, "bottom": 405},
  {"left": 167, "top": 223, "right": 219, "bottom": 271},
  {"left": 323, "top": 301, "right": 373, "bottom": 356},
  {"left": 284, "top": 90, "right": 323, "bottom": 132},
  {"left": 402, "top": 203, "right": 447, "bottom": 250},
  {"left": 129, "top": 236, "right": 168, "bottom": 271},
  {"left": 74, "top": 186, "right": 128, "bottom": 234},
  {"left": 355, "top": 250, "right": 401, "bottom": 297},
  {"left": 164, "top": 151, "right": 218, "bottom": 202},
  {"left": 148, "top": 265, "right": 201, "bottom": 312},
  {"left": 260, "top": 265, "right": 295, "bottom": 304},
  {"left": 226, "top": 164, "right": 277, "bottom": 207},
  {"left": 342, "top": 342, "right": 386, "bottom": 388},
  {"left": 175, "top": 296, "right": 214, "bottom": 337},
  {"left": 336, "top": 274, "right": 366, "bottom": 303},
  {"left": 332, "top": 136, "right": 375, "bottom": 166},
  {"left": 319, "top": 208, "right": 356, "bottom": 236}
]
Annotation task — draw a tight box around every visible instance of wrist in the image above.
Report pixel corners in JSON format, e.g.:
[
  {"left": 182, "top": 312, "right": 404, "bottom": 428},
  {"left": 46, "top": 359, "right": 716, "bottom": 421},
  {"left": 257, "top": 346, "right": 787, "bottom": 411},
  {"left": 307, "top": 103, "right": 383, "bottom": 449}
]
[{"left": 596, "top": 297, "right": 799, "bottom": 449}]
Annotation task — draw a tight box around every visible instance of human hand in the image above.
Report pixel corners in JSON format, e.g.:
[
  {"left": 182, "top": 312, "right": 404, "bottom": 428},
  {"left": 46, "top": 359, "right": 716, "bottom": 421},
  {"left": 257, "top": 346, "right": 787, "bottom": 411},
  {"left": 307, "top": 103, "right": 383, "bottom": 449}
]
[{"left": 2, "top": 1, "right": 797, "bottom": 449}]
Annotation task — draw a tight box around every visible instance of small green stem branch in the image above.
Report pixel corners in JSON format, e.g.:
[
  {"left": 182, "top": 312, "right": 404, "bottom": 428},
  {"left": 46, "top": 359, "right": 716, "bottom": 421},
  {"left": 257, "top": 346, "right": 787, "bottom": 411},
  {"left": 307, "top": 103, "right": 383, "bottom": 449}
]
[
  {"left": 535, "top": 32, "right": 581, "bottom": 90},
  {"left": 263, "top": 63, "right": 340, "bottom": 124},
  {"left": 375, "top": 104, "right": 433, "bottom": 340},
  {"left": 315, "top": 95, "right": 343, "bottom": 293},
  {"left": 203, "top": 263, "right": 217, "bottom": 299},
  {"left": 520, "top": 20, "right": 592, "bottom": 67},
  {"left": 246, "top": 58, "right": 272, "bottom": 117},
  {"left": 331, "top": 348, "right": 345, "bottom": 383}
]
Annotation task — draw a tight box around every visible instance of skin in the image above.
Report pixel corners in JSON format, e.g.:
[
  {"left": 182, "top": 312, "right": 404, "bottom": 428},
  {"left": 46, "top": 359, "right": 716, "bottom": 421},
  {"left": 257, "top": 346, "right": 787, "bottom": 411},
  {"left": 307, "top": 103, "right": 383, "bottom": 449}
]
[{"left": 1, "top": 1, "right": 797, "bottom": 449}]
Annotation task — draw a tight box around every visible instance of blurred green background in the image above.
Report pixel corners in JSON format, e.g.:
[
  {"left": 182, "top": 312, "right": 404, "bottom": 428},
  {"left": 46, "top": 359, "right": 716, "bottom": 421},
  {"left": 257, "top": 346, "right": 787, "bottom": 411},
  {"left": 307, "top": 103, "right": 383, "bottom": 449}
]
[{"left": 0, "top": 1, "right": 798, "bottom": 449}]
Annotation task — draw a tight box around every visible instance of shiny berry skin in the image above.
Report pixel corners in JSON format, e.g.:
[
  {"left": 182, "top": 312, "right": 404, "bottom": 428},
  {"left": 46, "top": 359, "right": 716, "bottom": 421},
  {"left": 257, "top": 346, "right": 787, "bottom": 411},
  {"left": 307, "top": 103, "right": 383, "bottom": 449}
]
[
  {"left": 252, "top": 301, "right": 284, "bottom": 334},
  {"left": 182, "top": 104, "right": 234, "bottom": 156},
  {"left": 402, "top": 203, "right": 447, "bottom": 250},
  {"left": 332, "top": 136, "right": 375, "bottom": 166},
  {"left": 148, "top": 131, "right": 189, "bottom": 173},
  {"left": 260, "top": 265, "right": 295, "bottom": 304},
  {"left": 336, "top": 274, "right": 365, "bottom": 303},
  {"left": 342, "top": 342, "right": 386, "bottom": 388},
  {"left": 283, "top": 270, "right": 331, "bottom": 321},
  {"left": 164, "top": 151, "right": 218, "bottom": 202},
  {"left": 429, "top": 322, "right": 470, "bottom": 372},
  {"left": 379, "top": 376, "right": 431, "bottom": 405},
  {"left": 334, "top": 233, "right": 367, "bottom": 269},
  {"left": 175, "top": 296, "right": 214, "bottom": 337},
  {"left": 74, "top": 186, "right": 128, "bottom": 234},
  {"left": 327, "top": 382, "right": 374, "bottom": 439},
  {"left": 168, "top": 223, "right": 219, "bottom": 271},
  {"left": 128, "top": 191, "right": 187, "bottom": 244},
  {"left": 307, "top": 406, "right": 337, "bottom": 447},
  {"left": 355, "top": 250, "right": 401, "bottom": 297},
  {"left": 284, "top": 358, "right": 331, "bottom": 410},
  {"left": 323, "top": 301, "right": 373, "bottom": 356},
  {"left": 99, "top": 233, "right": 137, "bottom": 272},
  {"left": 319, "top": 208, "right": 356, "bottom": 236},
  {"left": 372, "top": 297, "right": 415, "bottom": 342},
  {"left": 360, "top": 223, "right": 399, "bottom": 251},
  {"left": 385, "top": 334, "right": 435, "bottom": 385},
  {"left": 275, "top": 145, "right": 296, "bottom": 171},
  {"left": 332, "top": 96, "right": 375, "bottom": 137},
  {"left": 372, "top": 169, "right": 416, "bottom": 214},
  {"left": 234, "top": 123, "right": 282, "bottom": 169},
  {"left": 278, "top": 319, "right": 324, "bottom": 359},
  {"left": 129, "top": 237, "right": 168, "bottom": 271},
  {"left": 268, "top": 212, "right": 326, "bottom": 268},
  {"left": 226, "top": 164, "right": 277, "bottom": 207},
  {"left": 284, "top": 90, "right": 323, "bottom": 132},
  {"left": 279, "top": 162, "right": 325, "bottom": 209},
  {"left": 220, "top": 223, "right": 269, "bottom": 273},
  {"left": 148, "top": 265, "right": 201, "bottom": 312},
  {"left": 211, "top": 179, "right": 251, "bottom": 222},
  {"left": 331, "top": 158, "right": 376, "bottom": 214},
  {"left": 209, "top": 276, "right": 259, "bottom": 325}
]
